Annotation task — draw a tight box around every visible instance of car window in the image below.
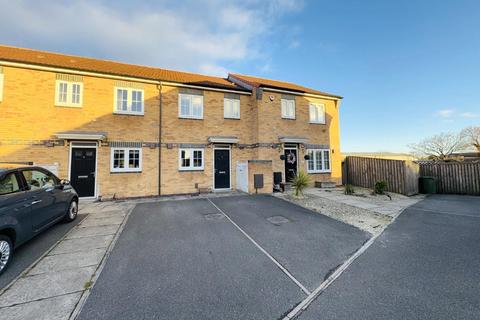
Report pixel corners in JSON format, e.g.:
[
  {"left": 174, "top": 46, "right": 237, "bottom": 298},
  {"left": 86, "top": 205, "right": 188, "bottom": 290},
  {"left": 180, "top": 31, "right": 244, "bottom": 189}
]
[
  {"left": 21, "top": 170, "right": 58, "bottom": 190},
  {"left": 0, "top": 173, "right": 21, "bottom": 195}
]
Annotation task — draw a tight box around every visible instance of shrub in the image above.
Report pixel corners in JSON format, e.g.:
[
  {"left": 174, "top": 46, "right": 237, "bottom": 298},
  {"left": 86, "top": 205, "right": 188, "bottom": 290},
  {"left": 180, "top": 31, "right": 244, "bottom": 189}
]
[
  {"left": 292, "top": 170, "right": 311, "bottom": 197},
  {"left": 344, "top": 184, "right": 355, "bottom": 195},
  {"left": 374, "top": 181, "right": 388, "bottom": 195}
]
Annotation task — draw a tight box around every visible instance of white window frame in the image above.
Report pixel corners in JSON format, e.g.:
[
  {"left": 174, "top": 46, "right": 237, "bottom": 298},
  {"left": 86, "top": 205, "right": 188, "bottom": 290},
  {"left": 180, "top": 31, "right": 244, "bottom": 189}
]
[
  {"left": 0, "top": 73, "right": 4, "bottom": 102},
  {"left": 110, "top": 147, "right": 142, "bottom": 173},
  {"left": 113, "top": 87, "right": 145, "bottom": 115},
  {"left": 179, "top": 148, "right": 204, "bottom": 171},
  {"left": 281, "top": 98, "right": 296, "bottom": 119},
  {"left": 55, "top": 80, "right": 83, "bottom": 107},
  {"left": 178, "top": 93, "right": 204, "bottom": 119},
  {"left": 309, "top": 103, "right": 326, "bottom": 124},
  {"left": 306, "top": 149, "right": 331, "bottom": 173},
  {"left": 224, "top": 97, "right": 240, "bottom": 119}
]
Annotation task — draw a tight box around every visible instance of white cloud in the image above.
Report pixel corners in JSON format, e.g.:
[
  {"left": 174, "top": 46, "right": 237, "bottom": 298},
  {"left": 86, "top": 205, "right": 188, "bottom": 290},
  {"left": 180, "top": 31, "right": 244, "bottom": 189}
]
[
  {"left": 0, "top": 0, "right": 304, "bottom": 76},
  {"left": 436, "top": 109, "right": 455, "bottom": 118},
  {"left": 460, "top": 112, "right": 479, "bottom": 118}
]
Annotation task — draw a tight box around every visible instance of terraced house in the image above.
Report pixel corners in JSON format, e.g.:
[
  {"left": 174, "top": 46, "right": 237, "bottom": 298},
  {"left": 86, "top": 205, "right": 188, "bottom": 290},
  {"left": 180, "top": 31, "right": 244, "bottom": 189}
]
[{"left": 0, "top": 45, "right": 343, "bottom": 199}]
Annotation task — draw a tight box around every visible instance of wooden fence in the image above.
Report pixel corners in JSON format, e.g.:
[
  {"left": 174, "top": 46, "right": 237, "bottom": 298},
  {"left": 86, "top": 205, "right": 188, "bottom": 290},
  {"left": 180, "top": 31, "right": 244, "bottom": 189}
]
[
  {"left": 418, "top": 162, "right": 480, "bottom": 195},
  {"left": 343, "top": 156, "right": 419, "bottom": 196}
]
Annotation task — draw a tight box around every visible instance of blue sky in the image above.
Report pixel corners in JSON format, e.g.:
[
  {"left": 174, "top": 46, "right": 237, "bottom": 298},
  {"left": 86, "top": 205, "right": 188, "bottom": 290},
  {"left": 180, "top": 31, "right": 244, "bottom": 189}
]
[{"left": 1, "top": 0, "right": 479, "bottom": 152}]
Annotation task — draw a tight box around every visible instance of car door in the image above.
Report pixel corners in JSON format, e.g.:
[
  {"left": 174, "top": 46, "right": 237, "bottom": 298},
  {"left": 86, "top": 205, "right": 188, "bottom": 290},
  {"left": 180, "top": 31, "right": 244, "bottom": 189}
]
[
  {"left": 20, "top": 169, "right": 63, "bottom": 232},
  {"left": 0, "top": 171, "right": 32, "bottom": 245}
]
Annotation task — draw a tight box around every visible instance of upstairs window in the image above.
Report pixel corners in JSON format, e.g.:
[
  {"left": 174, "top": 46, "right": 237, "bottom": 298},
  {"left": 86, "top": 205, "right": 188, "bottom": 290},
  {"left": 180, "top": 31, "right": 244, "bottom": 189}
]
[
  {"left": 55, "top": 80, "right": 83, "bottom": 107},
  {"left": 224, "top": 94, "right": 240, "bottom": 119},
  {"left": 179, "top": 148, "right": 204, "bottom": 171},
  {"left": 179, "top": 93, "right": 203, "bottom": 119},
  {"left": 307, "top": 149, "right": 331, "bottom": 173},
  {"left": 114, "top": 87, "right": 144, "bottom": 115},
  {"left": 281, "top": 98, "right": 295, "bottom": 119},
  {"left": 309, "top": 103, "right": 326, "bottom": 124},
  {"left": 110, "top": 148, "right": 142, "bottom": 172}
]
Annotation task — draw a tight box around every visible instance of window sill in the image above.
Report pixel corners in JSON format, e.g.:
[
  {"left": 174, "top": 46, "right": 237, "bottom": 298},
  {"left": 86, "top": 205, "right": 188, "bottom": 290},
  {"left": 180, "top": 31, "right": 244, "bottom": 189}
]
[
  {"left": 307, "top": 171, "right": 331, "bottom": 174},
  {"left": 224, "top": 117, "right": 240, "bottom": 120},
  {"left": 309, "top": 121, "right": 326, "bottom": 125},
  {"left": 113, "top": 111, "right": 144, "bottom": 116},
  {"left": 55, "top": 104, "right": 82, "bottom": 108},
  {"left": 110, "top": 170, "right": 142, "bottom": 174},
  {"left": 178, "top": 116, "right": 204, "bottom": 120},
  {"left": 178, "top": 168, "right": 204, "bottom": 172},
  {"left": 282, "top": 117, "right": 296, "bottom": 120}
]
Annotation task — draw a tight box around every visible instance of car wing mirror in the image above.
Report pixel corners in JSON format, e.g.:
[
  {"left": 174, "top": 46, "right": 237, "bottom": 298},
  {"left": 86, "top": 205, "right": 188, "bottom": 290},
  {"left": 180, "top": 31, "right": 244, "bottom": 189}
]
[{"left": 60, "top": 179, "right": 70, "bottom": 185}]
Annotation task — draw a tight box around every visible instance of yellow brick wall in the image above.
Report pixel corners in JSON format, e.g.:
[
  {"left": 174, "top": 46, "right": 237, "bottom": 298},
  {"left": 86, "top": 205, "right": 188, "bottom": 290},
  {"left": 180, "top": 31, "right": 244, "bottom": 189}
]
[
  {"left": 159, "top": 85, "right": 257, "bottom": 194},
  {"left": 0, "top": 66, "right": 159, "bottom": 198},
  {"left": 248, "top": 160, "right": 273, "bottom": 194},
  {"left": 256, "top": 91, "right": 342, "bottom": 184},
  {"left": 0, "top": 65, "right": 342, "bottom": 198}
]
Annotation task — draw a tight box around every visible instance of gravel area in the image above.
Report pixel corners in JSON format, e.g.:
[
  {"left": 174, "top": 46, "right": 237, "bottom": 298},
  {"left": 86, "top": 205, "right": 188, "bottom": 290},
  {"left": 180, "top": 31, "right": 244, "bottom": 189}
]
[
  {"left": 275, "top": 192, "right": 391, "bottom": 235},
  {"left": 274, "top": 186, "right": 424, "bottom": 235}
]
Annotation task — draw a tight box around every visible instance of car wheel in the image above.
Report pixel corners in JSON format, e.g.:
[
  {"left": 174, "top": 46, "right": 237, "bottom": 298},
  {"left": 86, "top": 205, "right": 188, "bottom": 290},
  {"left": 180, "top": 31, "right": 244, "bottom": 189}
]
[
  {"left": 63, "top": 200, "right": 78, "bottom": 222},
  {"left": 0, "top": 235, "right": 13, "bottom": 275}
]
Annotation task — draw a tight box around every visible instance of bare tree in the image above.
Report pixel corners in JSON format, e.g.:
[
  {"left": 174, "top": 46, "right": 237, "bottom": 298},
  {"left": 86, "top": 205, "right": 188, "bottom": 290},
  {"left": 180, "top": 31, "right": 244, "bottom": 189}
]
[
  {"left": 461, "top": 126, "right": 480, "bottom": 152},
  {"left": 409, "top": 132, "right": 469, "bottom": 160}
]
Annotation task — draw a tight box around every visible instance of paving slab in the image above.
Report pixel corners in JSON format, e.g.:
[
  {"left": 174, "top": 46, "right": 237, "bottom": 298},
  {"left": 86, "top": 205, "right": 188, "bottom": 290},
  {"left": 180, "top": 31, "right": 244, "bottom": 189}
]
[
  {"left": 66, "top": 225, "right": 119, "bottom": 239},
  {"left": 50, "top": 234, "right": 114, "bottom": 255},
  {"left": 0, "top": 292, "right": 81, "bottom": 320},
  {"left": 0, "top": 266, "right": 95, "bottom": 307},
  {"left": 29, "top": 249, "right": 105, "bottom": 275},
  {"left": 79, "top": 215, "right": 124, "bottom": 227}
]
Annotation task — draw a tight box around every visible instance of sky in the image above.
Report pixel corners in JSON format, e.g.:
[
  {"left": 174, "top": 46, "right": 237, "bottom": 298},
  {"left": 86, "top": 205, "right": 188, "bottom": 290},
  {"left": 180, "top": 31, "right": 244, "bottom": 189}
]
[{"left": 0, "top": 0, "right": 479, "bottom": 152}]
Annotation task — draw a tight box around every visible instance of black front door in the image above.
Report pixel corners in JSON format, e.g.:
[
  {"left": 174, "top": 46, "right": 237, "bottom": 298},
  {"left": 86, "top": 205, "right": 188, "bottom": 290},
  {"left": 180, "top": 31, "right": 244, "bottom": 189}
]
[
  {"left": 284, "top": 149, "right": 297, "bottom": 182},
  {"left": 214, "top": 149, "right": 230, "bottom": 189},
  {"left": 70, "top": 148, "right": 96, "bottom": 197}
]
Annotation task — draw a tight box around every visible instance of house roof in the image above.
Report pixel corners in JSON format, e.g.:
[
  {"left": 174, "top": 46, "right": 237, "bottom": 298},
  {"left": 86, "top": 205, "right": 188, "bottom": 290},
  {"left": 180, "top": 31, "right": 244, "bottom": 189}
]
[
  {"left": 229, "top": 73, "right": 342, "bottom": 99},
  {"left": 0, "top": 45, "right": 247, "bottom": 91}
]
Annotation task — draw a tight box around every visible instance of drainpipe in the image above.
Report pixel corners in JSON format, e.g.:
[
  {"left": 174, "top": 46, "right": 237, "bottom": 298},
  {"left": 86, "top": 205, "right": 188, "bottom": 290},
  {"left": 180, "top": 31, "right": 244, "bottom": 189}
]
[{"left": 157, "top": 82, "right": 163, "bottom": 196}]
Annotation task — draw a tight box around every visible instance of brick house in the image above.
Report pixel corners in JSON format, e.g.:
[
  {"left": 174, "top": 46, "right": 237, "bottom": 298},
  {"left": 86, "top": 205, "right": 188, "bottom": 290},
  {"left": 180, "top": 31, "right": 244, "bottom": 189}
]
[{"left": 0, "top": 45, "right": 342, "bottom": 199}]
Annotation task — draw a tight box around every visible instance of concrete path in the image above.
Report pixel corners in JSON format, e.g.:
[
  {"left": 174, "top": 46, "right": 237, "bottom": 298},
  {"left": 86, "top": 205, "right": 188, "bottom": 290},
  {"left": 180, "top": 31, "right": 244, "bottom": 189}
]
[
  {"left": 297, "top": 195, "right": 480, "bottom": 319},
  {"left": 77, "top": 195, "right": 369, "bottom": 320},
  {"left": 0, "top": 213, "right": 85, "bottom": 290},
  {"left": 0, "top": 201, "right": 134, "bottom": 320}
]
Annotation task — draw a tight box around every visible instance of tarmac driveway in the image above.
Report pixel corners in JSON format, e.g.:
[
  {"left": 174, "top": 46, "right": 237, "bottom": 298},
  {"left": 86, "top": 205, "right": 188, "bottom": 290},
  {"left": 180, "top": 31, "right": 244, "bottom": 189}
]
[
  {"left": 77, "top": 195, "right": 369, "bottom": 320},
  {"left": 298, "top": 195, "right": 480, "bottom": 319}
]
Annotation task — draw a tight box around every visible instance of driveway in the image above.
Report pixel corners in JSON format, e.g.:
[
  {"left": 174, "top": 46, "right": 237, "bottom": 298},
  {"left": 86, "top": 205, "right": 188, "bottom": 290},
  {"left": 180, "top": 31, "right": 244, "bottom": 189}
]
[
  {"left": 298, "top": 195, "right": 480, "bottom": 319},
  {"left": 77, "top": 195, "right": 369, "bottom": 320}
]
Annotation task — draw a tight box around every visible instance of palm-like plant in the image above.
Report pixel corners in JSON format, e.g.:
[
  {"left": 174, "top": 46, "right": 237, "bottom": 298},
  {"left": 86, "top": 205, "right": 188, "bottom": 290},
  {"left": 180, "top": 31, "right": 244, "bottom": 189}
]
[{"left": 292, "top": 170, "right": 311, "bottom": 197}]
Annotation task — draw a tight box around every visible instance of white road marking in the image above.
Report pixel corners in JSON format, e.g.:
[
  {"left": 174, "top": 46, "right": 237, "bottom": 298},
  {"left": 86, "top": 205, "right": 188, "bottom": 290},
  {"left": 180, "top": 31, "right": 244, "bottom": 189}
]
[
  {"left": 283, "top": 203, "right": 410, "bottom": 319},
  {"left": 207, "top": 198, "right": 311, "bottom": 296},
  {"left": 282, "top": 235, "right": 379, "bottom": 319}
]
